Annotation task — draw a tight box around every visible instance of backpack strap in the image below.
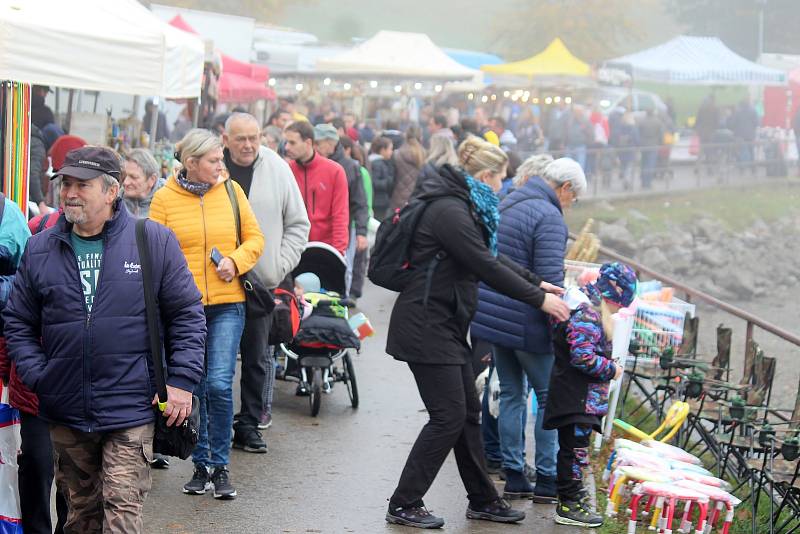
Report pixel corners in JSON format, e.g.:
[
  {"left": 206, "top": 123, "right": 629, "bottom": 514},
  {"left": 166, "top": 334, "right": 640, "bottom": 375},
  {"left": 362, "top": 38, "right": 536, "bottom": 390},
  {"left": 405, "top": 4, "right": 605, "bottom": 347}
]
[
  {"left": 35, "top": 212, "right": 52, "bottom": 234},
  {"left": 135, "top": 219, "right": 168, "bottom": 410}
]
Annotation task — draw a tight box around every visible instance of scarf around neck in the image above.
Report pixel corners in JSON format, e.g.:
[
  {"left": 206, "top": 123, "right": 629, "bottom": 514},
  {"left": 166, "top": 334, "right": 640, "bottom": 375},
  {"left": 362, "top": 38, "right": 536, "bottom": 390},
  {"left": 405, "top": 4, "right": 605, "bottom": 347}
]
[
  {"left": 176, "top": 169, "right": 213, "bottom": 196},
  {"left": 463, "top": 172, "right": 500, "bottom": 256}
]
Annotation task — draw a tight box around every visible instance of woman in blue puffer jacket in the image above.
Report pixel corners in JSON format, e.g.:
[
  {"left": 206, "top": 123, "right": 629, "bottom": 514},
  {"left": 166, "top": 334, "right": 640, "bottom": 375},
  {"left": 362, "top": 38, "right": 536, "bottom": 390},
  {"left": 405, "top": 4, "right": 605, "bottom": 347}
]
[{"left": 471, "top": 157, "right": 586, "bottom": 502}]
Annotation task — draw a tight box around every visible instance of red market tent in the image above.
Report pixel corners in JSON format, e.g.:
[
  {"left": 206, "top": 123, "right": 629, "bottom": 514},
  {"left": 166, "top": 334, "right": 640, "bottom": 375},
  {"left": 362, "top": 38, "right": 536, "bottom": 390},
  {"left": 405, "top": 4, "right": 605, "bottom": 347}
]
[{"left": 168, "top": 14, "right": 274, "bottom": 102}]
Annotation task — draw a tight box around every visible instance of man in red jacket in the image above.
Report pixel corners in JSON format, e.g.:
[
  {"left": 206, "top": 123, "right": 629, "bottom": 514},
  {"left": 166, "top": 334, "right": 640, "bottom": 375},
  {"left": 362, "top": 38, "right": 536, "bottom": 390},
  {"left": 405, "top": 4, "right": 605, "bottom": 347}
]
[{"left": 285, "top": 121, "right": 349, "bottom": 254}]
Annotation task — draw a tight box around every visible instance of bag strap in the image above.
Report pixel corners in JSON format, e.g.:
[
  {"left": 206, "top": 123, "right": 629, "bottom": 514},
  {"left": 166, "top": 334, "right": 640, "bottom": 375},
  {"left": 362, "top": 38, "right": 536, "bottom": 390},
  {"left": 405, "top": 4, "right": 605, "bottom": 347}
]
[
  {"left": 135, "top": 219, "right": 168, "bottom": 410},
  {"left": 224, "top": 179, "right": 242, "bottom": 248},
  {"left": 36, "top": 212, "right": 51, "bottom": 234}
]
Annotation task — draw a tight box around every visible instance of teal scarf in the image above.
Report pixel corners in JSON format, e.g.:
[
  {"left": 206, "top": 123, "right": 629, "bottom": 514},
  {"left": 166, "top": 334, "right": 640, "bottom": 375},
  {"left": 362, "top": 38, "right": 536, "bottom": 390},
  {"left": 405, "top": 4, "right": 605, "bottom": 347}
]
[{"left": 464, "top": 173, "right": 499, "bottom": 256}]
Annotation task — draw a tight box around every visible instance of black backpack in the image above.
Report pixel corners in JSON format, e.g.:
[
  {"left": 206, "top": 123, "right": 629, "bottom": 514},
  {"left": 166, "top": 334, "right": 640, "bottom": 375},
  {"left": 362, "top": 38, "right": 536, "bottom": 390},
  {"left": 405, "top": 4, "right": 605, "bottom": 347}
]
[{"left": 368, "top": 196, "right": 447, "bottom": 292}]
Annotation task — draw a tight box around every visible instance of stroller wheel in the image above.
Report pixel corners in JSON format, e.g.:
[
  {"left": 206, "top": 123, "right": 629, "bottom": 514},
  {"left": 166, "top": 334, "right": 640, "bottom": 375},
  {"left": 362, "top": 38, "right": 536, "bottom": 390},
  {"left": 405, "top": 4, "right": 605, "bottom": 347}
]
[
  {"left": 309, "top": 368, "right": 322, "bottom": 417},
  {"left": 343, "top": 353, "right": 359, "bottom": 409}
]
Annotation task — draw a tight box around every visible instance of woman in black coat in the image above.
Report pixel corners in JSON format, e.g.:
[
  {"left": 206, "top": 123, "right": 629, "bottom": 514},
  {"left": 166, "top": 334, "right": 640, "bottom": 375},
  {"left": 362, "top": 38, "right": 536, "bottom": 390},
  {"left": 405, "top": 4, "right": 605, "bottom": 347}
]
[{"left": 385, "top": 136, "right": 570, "bottom": 529}]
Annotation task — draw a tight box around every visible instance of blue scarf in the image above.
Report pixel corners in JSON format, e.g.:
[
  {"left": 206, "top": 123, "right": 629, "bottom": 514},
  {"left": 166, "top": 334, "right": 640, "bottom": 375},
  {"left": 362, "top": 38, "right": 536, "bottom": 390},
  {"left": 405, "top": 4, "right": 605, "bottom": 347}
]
[
  {"left": 176, "top": 169, "right": 212, "bottom": 196},
  {"left": 464, "top": 173, "right": 500, "bottom": 256}
]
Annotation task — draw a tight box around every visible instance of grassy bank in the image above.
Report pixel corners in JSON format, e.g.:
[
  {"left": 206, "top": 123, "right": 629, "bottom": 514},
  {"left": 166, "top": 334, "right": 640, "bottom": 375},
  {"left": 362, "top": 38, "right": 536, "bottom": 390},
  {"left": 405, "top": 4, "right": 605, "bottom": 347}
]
[{"left": 565, "top": 181, "right": 800, "bottom": 239}]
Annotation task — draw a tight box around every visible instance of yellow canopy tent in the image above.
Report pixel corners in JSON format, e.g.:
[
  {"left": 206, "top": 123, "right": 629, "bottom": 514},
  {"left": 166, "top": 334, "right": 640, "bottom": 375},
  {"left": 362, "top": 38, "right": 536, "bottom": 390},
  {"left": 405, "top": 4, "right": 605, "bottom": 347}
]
[{"left": 481, "top": 38, "right": 592, "bottom": 85}]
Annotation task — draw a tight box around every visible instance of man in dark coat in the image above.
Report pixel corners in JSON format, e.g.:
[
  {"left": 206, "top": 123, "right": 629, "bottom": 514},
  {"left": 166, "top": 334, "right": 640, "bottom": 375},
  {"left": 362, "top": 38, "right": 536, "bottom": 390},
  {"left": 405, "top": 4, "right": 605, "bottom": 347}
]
[{"left": 3, "top": 147, "right": 206, "bottom": 533}]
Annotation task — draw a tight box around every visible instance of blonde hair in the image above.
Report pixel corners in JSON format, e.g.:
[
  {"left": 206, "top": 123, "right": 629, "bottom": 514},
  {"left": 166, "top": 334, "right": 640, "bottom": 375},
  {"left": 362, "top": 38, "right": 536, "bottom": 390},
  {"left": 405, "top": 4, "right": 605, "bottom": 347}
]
[
  {"left": 426, "top": 135, "right": 458, "bottom": 167},
  {"left": 457, "top": 135, "right": 508, "bottom": 177},
  {"left": 175, "top": 128, "right": 223, "bottom": 166}
]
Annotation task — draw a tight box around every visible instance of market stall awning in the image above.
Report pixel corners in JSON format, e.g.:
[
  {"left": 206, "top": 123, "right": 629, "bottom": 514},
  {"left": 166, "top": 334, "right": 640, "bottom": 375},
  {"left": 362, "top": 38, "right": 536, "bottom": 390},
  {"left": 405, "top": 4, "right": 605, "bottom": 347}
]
[
  {"left": 605, "top": 35, "right": 786, "bottom": 86},
  {"left": 315, "top": 31, "right": 478, "bottom": 81},
  {"left": 0, "top": 0, "right": 204, "bottom": 98},
  {"left": 169, "top": 14, "right": 273, "bottom": 102},
  {"left": 481, "top": 38, "right": 591, "bottom": 79}
]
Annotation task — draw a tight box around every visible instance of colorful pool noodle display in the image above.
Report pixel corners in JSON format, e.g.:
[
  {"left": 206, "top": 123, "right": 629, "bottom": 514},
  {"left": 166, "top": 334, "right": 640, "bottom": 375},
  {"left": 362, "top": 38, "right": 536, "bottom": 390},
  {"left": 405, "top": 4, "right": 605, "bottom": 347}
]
[
  {"left": 1, "top": 81, "right": 31, "bottom": 210},
  {"left": 632, "top": 301, "right": 685, "bottom": 350}
]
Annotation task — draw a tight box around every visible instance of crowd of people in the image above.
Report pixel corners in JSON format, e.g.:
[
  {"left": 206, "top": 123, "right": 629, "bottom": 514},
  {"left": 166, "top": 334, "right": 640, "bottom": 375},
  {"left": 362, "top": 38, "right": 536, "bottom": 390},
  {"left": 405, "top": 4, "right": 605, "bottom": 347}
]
[{"left": 0, "top": 92, "right": 648, "bottom": 533}]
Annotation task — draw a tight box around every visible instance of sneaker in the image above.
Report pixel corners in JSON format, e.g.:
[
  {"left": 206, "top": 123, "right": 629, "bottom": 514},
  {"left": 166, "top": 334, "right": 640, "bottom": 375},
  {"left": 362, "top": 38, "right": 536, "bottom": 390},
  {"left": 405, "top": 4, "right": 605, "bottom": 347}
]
[
  {"left": 295, "top": 384, "right": 310, "bottom": 396},
  {"left": 554, "top": 497, "right": 603, "bottom": 528},
  {"left": 485, "top": 458, "right": 502, "bottom": 475},
  {"left": 503, "top": 469, "right": 535, "bottom": 500},
  {"left": 150, "top": 453, "right": 170, "bottom": 469},
  {"left": 182, "top": 464, "right": 210, "bottom": 495},
  {"left": 466, "top": 498, "right": 525, "bottom": 523},
  {"left": 232, "top": 427, "right": 268, "bottom": 453},
  {"left": 210, "top": 466, "right": 237, "bottom": 500},
  {"left": 257, "top": 413, "right": 272, "bottom": 430},
  {"left": 385, "top": 503, "right": 444, "bottom": 529},
  {"left": 532, "top": 475, "right": 558, "bottom": 504}
]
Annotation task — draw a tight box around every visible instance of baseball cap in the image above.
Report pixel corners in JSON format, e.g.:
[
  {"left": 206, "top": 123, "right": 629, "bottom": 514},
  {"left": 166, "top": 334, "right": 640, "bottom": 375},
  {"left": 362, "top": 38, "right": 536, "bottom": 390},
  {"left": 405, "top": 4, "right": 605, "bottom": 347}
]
[
  {"left": 52, "top": 146, "right": 122, "bottom": 181},
  {"left": 314, "top": 123, "right": 339, "bottom": 142}
]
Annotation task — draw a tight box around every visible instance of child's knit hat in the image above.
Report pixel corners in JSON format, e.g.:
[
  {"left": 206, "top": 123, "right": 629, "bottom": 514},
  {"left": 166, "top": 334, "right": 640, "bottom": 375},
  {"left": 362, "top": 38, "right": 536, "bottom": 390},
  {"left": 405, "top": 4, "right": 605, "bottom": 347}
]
[{"left": 587, "top": 262, "right": 637, "bottom": 307}]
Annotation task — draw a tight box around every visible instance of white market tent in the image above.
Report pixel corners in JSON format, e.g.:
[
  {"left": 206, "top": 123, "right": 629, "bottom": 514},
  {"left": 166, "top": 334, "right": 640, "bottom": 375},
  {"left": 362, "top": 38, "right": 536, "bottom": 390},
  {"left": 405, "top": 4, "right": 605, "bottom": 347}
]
[
  {"left": 605, "top": 35, "right": 786, "bottom": 86},
  {"left": 315, "top": 30, "right": 478, "bottom": 81},
  {"left": 0, "top": 0, "right": 204, "bottom": 98}
]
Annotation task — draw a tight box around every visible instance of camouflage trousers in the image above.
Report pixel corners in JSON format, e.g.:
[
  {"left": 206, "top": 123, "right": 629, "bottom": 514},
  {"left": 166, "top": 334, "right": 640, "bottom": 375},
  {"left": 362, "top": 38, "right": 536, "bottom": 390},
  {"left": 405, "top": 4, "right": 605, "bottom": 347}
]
[{"left": 50, "top": 423, "right": 154, "bottom": 534}]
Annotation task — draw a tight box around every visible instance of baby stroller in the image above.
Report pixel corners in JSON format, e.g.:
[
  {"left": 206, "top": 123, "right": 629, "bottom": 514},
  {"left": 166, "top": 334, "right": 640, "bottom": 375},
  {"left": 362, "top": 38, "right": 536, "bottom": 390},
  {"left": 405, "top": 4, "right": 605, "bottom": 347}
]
[{"left": 277, "top": 242, "right": 360, "bottom": 416}]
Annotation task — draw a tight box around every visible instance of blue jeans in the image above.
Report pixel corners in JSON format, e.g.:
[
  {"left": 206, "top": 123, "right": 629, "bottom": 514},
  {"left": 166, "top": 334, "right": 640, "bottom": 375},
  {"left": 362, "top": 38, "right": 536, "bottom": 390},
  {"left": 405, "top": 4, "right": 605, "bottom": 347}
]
[
  {"left": 494, "top": 345, "right": 558, "bottom": 477},
  {"left": 193, "top": 302, "right": 245, "bottom": 467}
]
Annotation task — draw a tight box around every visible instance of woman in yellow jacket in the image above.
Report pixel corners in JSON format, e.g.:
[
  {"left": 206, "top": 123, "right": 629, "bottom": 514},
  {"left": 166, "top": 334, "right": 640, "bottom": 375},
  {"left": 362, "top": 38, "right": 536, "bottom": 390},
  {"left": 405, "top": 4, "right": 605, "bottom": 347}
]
[{"left": 151, "top": 128, "right": 264, "bottom": 500}]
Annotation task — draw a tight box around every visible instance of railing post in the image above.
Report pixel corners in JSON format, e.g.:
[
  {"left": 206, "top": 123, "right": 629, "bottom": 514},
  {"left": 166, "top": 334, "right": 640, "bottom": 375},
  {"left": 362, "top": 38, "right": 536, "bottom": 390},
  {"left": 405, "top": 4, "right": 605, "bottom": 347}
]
[{"left": 746, "top": 321, "right": 754, "bottom": 355}]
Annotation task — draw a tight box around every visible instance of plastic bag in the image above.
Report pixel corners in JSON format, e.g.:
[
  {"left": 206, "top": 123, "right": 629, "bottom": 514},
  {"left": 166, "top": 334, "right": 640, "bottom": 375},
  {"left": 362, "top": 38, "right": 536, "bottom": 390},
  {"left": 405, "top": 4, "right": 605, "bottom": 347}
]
[
  {"left": 0, "top": 385, "right": 22, "bottom": 533},
  {"left": 488, "top": 368, "right": 500, "bottom": 419}
]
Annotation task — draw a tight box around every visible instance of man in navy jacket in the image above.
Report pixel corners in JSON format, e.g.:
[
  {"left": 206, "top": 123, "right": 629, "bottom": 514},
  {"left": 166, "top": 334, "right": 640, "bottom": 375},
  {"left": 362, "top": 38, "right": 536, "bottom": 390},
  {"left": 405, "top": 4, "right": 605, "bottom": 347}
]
[
  {"left": 3, "top": 147, "right": 206, "bottom": 534},
  {"left": 471, "top": 157, "right": 585, "bottom": 503}
]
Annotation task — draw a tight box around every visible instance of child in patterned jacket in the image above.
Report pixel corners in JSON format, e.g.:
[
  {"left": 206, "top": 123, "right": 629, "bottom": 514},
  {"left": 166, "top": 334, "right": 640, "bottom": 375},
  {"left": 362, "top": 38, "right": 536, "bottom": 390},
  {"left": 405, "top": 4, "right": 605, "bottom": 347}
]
[{"left": 543, "top": 262, "right": 637, "bottom": 528}]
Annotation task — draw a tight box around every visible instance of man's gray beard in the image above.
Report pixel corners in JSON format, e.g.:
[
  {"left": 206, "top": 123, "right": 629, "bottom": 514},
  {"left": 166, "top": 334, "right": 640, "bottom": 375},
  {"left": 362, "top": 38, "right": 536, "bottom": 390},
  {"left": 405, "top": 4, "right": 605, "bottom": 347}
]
[{"left": 64, "top": 208, "right": 87, "bottom": 225}]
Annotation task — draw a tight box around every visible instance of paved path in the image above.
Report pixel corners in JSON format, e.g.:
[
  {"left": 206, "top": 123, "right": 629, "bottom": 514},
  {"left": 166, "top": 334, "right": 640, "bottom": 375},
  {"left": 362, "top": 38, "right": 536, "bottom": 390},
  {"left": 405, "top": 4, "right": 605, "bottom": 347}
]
[{"left": 142, "top": 284, "right": 588, "bottom": 533}]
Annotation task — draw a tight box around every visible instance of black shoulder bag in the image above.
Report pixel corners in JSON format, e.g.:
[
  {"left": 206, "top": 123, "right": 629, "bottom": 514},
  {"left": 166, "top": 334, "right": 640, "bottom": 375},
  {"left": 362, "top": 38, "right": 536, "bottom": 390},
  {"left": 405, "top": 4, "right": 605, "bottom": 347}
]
[
  {"left": 135, "top": 219, "right": 200, "bottom": 459},
  {"left": 223, "top": 180, "right": 275, "bottom": 319}
]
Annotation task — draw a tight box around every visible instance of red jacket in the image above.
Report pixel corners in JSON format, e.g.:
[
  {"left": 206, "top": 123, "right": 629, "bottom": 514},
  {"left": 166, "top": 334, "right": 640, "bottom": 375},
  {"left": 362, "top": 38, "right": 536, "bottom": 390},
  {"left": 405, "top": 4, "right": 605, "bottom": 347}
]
[
  {"left": 289, "top": 152, "right": 350, "bottom": 254},
  {"left": 0, "top": 210, "right": 61, "bottom": 416}
]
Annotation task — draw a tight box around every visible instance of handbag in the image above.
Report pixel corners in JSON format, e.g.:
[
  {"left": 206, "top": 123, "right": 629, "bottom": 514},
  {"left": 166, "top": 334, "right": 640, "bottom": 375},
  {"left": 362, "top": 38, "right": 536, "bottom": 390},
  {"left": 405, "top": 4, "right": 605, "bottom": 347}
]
[
  {"left": 223, "top": 180, "right": 275, "bottom": 319},
  {"left": 135, "top": 219, "right": 199, "bottom": 460}
]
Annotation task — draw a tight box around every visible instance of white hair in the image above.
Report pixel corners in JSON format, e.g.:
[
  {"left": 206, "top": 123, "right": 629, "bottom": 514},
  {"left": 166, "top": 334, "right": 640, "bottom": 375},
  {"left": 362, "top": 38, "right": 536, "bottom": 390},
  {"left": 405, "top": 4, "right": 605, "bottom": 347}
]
[
  {"left": 541, "top": 157, "right": 587, "bottom": 195},
  {"left": 513, "top": 154, "right": 554, "bottom": 187}
]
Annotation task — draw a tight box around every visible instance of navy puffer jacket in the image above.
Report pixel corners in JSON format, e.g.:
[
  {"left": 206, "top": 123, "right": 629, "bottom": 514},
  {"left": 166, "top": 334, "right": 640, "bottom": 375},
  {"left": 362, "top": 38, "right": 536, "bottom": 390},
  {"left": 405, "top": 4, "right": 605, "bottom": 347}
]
[
  {"left": 471, "top": 176, "right": 568, "bottom": 353},
  {"left": 3, "top": 201, "right": 206, "bottom": 432}
]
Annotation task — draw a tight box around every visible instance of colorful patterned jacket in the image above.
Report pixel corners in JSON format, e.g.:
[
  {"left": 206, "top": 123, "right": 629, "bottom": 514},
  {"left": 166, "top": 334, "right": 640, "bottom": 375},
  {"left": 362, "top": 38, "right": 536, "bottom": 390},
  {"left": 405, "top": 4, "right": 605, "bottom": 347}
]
[{"left": 543, "top": 290, "right": 618, "bottom": 431}]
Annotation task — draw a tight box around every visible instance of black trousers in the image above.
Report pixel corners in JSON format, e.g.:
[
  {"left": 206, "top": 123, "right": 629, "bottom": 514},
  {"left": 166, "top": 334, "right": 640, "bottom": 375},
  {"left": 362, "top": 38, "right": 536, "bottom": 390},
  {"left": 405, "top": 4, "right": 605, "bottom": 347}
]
[
  {"left": 349, "top": 247, "right": 369, "bottom": 299},
  {"left": 235, "top": 312, "right": 272, "bottom": 429},
  {"left": 390, "top": 360, "right": 498, "bottom": 508},
  {"left": 555, "top": 423, "right": 593, "bottom": 500},
  {"left": 19, "top": 411, "right": 68, "bottom": 534}
]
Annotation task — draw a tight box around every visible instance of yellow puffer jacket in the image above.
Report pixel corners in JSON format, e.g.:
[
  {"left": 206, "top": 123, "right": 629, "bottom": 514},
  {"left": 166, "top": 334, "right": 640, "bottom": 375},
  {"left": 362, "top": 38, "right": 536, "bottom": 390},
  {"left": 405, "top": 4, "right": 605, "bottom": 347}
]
[{"left": 150, "top": 176, "right": 265, "bottom": 306}]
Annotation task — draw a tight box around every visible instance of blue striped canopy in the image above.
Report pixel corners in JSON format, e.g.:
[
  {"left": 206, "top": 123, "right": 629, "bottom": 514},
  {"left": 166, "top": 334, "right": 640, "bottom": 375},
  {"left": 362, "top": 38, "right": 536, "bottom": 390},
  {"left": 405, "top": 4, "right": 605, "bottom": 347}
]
[{"left": 605, "top": 36, "right": 786, "bottom": 86}]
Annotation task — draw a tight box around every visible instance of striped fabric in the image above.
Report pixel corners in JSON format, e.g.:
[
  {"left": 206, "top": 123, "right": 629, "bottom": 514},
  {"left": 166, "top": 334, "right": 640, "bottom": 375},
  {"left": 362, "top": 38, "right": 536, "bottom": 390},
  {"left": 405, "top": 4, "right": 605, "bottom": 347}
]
[{"left": 606, "top": 36, "right": 786, "bottom": 86}]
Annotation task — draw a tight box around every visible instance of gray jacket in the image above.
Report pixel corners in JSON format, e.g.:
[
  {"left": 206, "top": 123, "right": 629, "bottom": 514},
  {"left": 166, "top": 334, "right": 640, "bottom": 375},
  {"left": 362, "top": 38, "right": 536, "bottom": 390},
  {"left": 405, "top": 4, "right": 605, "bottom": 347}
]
[{"left": 245, "top": 146, "right": 310, "bottom": 288}]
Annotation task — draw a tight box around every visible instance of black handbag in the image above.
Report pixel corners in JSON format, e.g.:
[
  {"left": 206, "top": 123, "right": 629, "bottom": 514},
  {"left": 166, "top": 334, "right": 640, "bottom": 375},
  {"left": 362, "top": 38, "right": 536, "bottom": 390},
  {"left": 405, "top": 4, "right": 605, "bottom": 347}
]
[
  {"left": 224, "top": 180, "right": 275, "bottom": 319},
  {"left": 136, "top": 219, "right": 200, "bottom": 460}
]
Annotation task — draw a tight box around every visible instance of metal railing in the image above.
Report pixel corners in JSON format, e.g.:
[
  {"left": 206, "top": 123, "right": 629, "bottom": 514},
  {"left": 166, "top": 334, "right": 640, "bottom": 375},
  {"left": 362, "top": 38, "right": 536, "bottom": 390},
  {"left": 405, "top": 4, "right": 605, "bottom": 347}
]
[
  {"left": 534, "top": 138, "right": 796, "bottom": 198},
  {"left": 570, "top": 232, "right": 800, "bottom": 354}
]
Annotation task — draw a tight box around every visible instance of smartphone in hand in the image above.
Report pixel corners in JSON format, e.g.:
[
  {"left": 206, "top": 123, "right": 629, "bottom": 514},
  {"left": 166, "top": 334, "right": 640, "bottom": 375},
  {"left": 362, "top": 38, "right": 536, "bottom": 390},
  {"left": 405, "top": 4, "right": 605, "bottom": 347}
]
[{"left": 210, "top": 247, "right": 224, "bottom": 267}]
